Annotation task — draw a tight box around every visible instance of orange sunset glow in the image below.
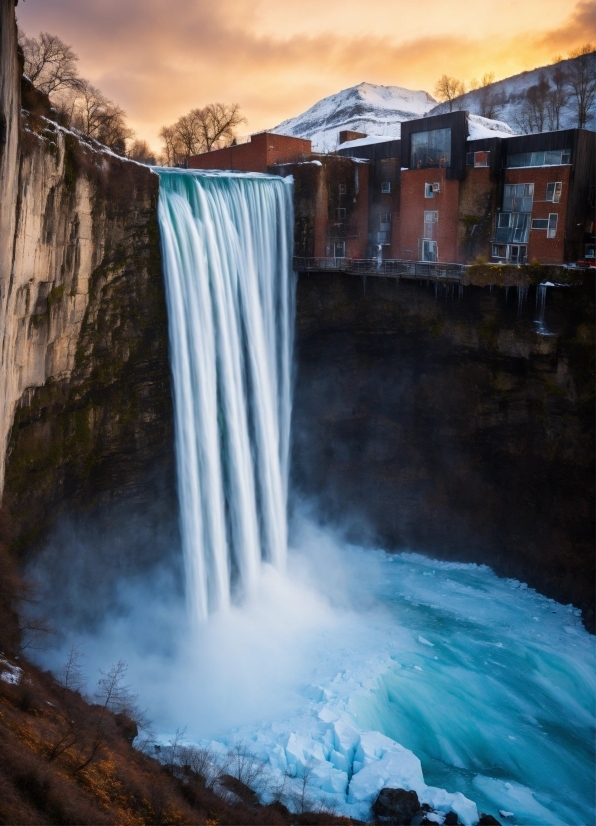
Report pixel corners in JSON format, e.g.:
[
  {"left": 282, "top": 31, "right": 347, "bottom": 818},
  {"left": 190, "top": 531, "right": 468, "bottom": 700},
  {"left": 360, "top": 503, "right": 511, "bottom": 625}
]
[{"left": 15, "top": 0, "right": 596, "bottom": 151}]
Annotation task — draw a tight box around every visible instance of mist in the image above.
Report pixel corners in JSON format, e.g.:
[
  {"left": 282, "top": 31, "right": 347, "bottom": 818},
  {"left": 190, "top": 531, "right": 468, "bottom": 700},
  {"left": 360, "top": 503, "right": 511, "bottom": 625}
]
[
  {"left": 28, "top": 509, "right": 389, "bottom": 740},
  {"left": 25, "top": 506, "right": 595, "bottom": 825}
]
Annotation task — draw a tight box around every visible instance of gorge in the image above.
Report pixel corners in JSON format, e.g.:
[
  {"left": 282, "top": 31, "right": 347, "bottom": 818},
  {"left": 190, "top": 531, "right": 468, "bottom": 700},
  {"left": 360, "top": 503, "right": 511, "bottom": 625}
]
[{"left": 1, "top": 2, "right": 595, "bottom": 824}]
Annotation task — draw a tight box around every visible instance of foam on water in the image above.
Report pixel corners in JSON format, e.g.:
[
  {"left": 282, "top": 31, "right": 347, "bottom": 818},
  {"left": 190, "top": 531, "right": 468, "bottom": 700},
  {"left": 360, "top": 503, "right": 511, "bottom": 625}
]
[{"left": 136, "top": 531, "right": 593, "bottom": 826}]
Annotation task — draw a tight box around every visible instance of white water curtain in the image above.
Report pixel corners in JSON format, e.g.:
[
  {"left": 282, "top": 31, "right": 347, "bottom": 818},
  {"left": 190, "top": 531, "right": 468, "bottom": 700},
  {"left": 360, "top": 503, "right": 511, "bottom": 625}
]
[{"left": 157, "top": 169, "right": 295, "bottom": 624}]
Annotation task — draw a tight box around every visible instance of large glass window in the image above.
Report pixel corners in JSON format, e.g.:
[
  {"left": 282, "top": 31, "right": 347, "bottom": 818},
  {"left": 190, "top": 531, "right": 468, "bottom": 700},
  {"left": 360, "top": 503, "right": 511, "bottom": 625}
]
[
  {"left": 502, "top": 183, "right": 534, "bottom": 212},
  {"left": 507, "top": 148, "right": 571, "bottom": 168},
  {"left": 411, "top": 128, "right": 451, "bottom": 169},
  {"left": 495, "top": 212, "right": 530, "bottom": 243}
]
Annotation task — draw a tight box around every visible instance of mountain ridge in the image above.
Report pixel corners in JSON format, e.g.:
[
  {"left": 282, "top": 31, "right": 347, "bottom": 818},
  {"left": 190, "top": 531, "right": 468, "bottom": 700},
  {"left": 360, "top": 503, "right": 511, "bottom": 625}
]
[{"left": 271, "top": 54, "right": 594, "bottom": 151}]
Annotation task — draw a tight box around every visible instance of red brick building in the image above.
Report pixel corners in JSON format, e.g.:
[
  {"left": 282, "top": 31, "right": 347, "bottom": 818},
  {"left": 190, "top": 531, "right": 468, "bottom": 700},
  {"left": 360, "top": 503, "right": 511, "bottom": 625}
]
[
  {"left": 271, "top": 156, "right": 370, "bottom": 259},
  {"left": 188, "top": 116, "right": 595, "bottom": 267},
  {"left": 341, "top": 112, "right": 595, "bottom": 265},
  {"left": 188, "top": 132, "right": 312, "bottom": 174}
]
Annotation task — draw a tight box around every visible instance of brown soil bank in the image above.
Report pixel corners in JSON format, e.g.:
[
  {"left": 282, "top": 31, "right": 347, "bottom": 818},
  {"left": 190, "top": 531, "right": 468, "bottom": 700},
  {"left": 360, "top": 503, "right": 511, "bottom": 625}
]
[{"left": 291, "top": 274, "right": 595, "bottom": 631}]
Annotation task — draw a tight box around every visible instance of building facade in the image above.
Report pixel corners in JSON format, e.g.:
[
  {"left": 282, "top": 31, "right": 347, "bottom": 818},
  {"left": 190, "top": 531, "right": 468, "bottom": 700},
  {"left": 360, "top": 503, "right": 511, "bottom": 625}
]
[{"left": 187, "top": 117, "right": 595, "bottom": 266}]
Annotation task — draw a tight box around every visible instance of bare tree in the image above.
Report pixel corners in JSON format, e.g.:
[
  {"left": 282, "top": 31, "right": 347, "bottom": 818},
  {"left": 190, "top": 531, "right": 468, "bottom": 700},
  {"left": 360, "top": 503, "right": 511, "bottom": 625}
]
[
  {"left": 545, "top": 63, "right": 568, "bottom": 130},
  {"left": 514, "top": 73, "right": 550, "bottom": 133},
  {"left": 70, "top": 80, "right": 134, "bottom": 153},
  {"left": 567, "top": 44, "right": 596, "bottom": 128},
  {"left": 435, "top": 75, "right": 466, "bottom": 111},
  {"left": 159, "top": 103, "right": 246, "bottom": 166},
  {"left": 472, "top": 73, "right": 503, "bottom": 120},
  {"left": 20, "top": 31, "right": 82, "bottom": 97},
  {"left": 128, "top": 139, "right": 156, "bottom": 165},
  {"left": 194, "top": 102, "right": 246, "bottom": 151},
  {"left": 56, "top": 643, "right": 86, "bottom": 697},
  {"left": 46, "top": 645, "right": 87, "bottom": 762},
  {"left": 71, "top": 660, "right": 142, "bottom": 774}
]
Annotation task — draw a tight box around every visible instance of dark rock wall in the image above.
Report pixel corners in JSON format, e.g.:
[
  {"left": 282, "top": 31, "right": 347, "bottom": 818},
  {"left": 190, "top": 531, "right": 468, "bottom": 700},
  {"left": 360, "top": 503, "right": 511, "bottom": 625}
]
[{"left": 291, "top": 274, "right": 595, "bottom": 629}]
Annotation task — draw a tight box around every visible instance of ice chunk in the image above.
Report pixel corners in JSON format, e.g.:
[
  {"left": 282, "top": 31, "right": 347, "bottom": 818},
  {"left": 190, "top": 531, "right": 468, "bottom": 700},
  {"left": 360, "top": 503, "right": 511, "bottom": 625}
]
[
  {"left": 348, "top": 736, "right": 425, "bottom": 804},
  {"left": 422, "top": 787, "right": 478, "bottom": 826},
  {"left": 418, "top": 636, "right": 434, "bottom": 647}
]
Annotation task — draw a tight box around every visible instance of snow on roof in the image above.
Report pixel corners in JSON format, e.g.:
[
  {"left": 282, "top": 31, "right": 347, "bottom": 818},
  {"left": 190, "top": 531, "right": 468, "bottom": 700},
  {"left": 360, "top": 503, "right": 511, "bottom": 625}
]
[
  {"left": 338, "top": 134, "right": 399, "bottom": 150},
  {"left": 467, "top": 113, "right": 517, "bottom": 140}
]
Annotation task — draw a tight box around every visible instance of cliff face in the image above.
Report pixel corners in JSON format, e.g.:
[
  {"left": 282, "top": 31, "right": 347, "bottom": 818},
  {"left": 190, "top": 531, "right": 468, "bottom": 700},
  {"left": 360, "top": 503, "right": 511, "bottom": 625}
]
[
  {"left": 0, "top": 0, "right": 21, "bottom": 472},
  {"left": 292, "top": 275, "right": 595, "bottom": 629},
  {"left": 0, "top": 1, "right": 177, "bottom": 567}
]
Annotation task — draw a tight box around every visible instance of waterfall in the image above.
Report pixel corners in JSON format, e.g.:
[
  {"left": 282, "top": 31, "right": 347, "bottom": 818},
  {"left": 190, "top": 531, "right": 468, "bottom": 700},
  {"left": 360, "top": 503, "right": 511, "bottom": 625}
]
[{"left": 156, "top": 169, "right": 295, "bottom": 624}]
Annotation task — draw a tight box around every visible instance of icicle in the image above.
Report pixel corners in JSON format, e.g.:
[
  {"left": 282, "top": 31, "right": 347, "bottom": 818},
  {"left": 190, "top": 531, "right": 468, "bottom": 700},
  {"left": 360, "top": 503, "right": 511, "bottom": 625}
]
[{"left": 517, "top": 285, "right": 528, "bottom": 318}]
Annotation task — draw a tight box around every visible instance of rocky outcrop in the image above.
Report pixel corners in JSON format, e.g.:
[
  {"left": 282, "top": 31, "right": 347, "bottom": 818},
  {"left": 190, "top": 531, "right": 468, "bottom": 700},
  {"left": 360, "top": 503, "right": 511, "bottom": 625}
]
[
  {"left": 0, "top": 0, "right": 177, "bottom": 568},
  {"left": 292, "top": 274, "right": 595, "bottom": 629}
]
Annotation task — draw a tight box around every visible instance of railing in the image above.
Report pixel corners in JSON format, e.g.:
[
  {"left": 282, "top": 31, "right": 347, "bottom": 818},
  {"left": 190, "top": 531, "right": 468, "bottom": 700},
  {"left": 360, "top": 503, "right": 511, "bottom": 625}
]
[{"left": 293, "top": 257, "right": 468, "bottom": 281}]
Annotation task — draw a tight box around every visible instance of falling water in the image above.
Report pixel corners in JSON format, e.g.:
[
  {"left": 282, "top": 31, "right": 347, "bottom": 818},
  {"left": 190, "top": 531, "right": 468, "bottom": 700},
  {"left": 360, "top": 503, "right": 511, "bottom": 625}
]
[
  {"left": 534, "top": 282, "right": 550, "bottom": 335},
  {"left": 157, "top": 169, "right": 295, "bottom": 623}
]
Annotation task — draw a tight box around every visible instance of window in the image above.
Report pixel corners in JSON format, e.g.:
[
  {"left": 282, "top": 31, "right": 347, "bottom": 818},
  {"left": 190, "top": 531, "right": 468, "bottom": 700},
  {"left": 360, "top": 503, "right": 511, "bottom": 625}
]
[
  {"left": 491, "top": 244, "right": 527, "bottom": 264},
  {"left": 531, "top": 218, "right": 549, "bottom": 229},
  {"left": 380, "top": 213, "right": 391, "bottom": 225},
  {"left": 467, "top": 151, "right": 490, "bottom": 166},
  {"left": 424, "top": 210, "right": 438, "bottom": 239},
  {"left": 424, "top": 182, "right": 434, "bottom": 198},
  {"left": 509, "top": 245, "right": 527, "bottom": 264},
  {"left": 547, "top": 213, "right": 558, "bottom": 239},
  {"left": 496, "top": 212, "right": 530, "bottom": 244},
  {"left": 421, "top": 240, "right": 437, "bottom": 262},
  {"left": 381, "top": 181, "right": 391, "bottom": 193},
  {"left": 546, "top": 182, "right": 562, "bottom": 203},
  {"left": 411, "top": 128, "right": 451, "bottom": 169},
  {"left": 334, "top": 241, "right": 346, "bottom": 258},
  {"left": 335, "top": 208, "right": 346, "bottom": 219},
  {"left": 338, "top": 184, "right": 346, "bottom": 195},
  {"left": 503, "top": 183, "right": 534, "bottom": 213},
  {"left": 507, "top": 148, "right": 571, "bottom": 168}
]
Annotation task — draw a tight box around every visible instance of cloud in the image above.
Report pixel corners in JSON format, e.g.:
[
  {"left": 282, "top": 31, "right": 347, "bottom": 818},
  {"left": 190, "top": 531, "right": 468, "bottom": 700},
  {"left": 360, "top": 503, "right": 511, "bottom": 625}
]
[
  {"left": 539, "top": 0, "right": 596, "bottom": 51},
  {"left": 16, "top": 0, "right": 592, "bottom": 149}
]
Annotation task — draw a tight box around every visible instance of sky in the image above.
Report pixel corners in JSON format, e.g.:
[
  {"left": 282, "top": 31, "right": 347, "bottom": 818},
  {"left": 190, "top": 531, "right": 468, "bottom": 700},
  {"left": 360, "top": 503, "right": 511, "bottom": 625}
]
[{"left": 16, "top": 0, "right": 596, "bottom": 152}]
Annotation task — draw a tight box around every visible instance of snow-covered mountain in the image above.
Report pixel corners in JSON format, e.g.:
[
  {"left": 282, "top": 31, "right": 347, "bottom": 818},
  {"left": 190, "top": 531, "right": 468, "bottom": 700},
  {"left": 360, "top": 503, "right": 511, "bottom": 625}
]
[
  {"left": 428, "top": 55, "right": 591, "bottom": 131},
  {"left": 272, "top": 82, "right": 437, "bottom": 152}
]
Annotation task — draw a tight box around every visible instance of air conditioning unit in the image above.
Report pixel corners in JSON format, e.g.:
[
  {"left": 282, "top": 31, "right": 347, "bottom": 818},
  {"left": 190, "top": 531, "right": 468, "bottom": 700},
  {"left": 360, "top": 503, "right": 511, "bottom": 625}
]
[{"left": 431, "top": 183, "right": 441, "bottom": 193}]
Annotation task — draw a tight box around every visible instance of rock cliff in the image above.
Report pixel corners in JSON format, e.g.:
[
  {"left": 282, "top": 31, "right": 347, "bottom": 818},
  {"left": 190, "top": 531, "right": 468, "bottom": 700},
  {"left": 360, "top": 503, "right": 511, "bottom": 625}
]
[
  {"left": 292, "top": 275, "right": 595, "bottom": 629},
  {"left": 0, "top": 1, "right": 177, "bottom": 570}
]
